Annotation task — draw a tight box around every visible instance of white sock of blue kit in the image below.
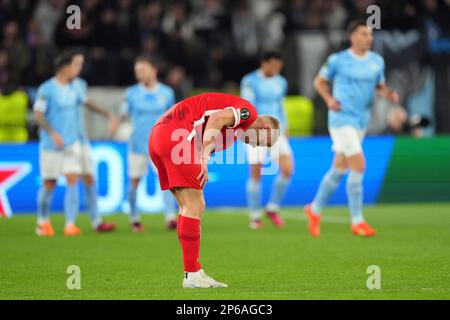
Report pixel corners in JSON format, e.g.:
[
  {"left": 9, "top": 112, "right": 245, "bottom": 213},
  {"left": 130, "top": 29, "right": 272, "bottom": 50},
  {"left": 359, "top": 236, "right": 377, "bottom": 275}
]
[
  {"left": 246, "top": 179, "right": 262, "bottom": 220},
  {"left": 346, "top": 170, "right": 365, "bottom": 225},
  {"left": 65, "top": 184, "right": 79, "bottom": 226},
  {"left": 267, "top": 174, "right": 291, "bottom": 212},
  {"left": 84, "top": 184, "right": 101, "bottom": 228},
  {"left": 128, "top": 185, "right": 139, "bottom": 223},
  {"left": 311, "top": 167, "right": 346, "bottom": 215},
  {"left": 163, "top": 190, "right": 177, "bottom": 221},
  {"left": 37, "top": 187, "right": 54, "bottom": 224}
]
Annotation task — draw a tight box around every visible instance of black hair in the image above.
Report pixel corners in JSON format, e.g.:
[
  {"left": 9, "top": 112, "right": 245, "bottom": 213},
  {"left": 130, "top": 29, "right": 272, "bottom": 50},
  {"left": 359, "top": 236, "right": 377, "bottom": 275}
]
[
  {"left": 54, "top": 49, "right": 83, "bottom": 71},
  {"left": 260, "top": 51, "right": 283, "bottom": 62},
  {"left": 347, "top": 19, "right": 368, "bottom": 35}
]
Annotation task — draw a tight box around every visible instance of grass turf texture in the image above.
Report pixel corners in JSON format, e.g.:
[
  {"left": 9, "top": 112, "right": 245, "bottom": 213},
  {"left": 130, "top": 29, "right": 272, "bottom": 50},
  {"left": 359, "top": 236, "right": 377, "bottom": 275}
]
[{"left": 1, "top": 203, "right": 449, "bottom": 300}]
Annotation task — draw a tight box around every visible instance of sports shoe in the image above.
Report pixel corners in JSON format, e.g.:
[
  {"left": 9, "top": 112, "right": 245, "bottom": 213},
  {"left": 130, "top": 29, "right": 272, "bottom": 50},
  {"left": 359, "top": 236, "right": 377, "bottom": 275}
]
[
  {"left": 351, "top": 222, "right": 376, "bottom": 237},
  {"left": 131, "top": 222, "right": 144, "bottom": 233},
  {"left": 63, "top": 224, "right": 82, "bottom": 236},
  {"left": 94, "top": 222, "right": 116, "bottom": 233},
  {"left": 166, "top": 219, "right": 177, "bottom": 231},
  {"left": 266, "top": 211, "right": 285, "bottom": 228},
  {"left": 249, "top": 219, "right": 263, "bottom": 230},
  {"left": 304, "top": 204, "right": 321, "bottom": 237},
  {"left": 182, "top": 269, "right": 228, "bottom": 289},
  {"left": 35, "top": 221, "right": 55, "bottom": 237}
]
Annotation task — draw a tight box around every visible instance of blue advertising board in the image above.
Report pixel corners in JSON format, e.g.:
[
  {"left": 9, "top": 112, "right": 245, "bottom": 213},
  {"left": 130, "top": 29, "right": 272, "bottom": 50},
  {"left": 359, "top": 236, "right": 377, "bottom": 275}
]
[{"left": 0, "top": 137, "right": 395, "bottom": 216}]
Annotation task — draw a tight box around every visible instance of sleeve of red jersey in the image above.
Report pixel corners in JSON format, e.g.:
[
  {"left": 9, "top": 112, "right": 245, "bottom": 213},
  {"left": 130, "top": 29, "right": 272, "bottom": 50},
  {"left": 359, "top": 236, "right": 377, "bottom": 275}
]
[{"left": 225, "top": 102, "right": 257, "bottom": 129}]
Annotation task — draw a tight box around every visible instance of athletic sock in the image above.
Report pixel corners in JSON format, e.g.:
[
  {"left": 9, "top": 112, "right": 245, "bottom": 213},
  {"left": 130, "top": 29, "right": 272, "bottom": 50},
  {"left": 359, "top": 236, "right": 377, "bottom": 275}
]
[
  {"left": 347, "top": 170, "right": 365, "bottom": 225},
  {"left": 84, "top": 183, "right": 101, "bottom": 228},
  {"left": 178, "top": 215, "right": 201, "bottom": 273},
  {"left": 267, "top": 174, "right": 291, "bottom": 212},
  {"left": 163, "top": 190, "right": 176, "bottom": 222},
  {"left": 65, "top": 184, "right": 79, "bottom": 226},
  {"left": 311, "top": 167, "right": 346, "bottom": 215},
  {"left": 246, "top": 179, "right": 262, "bottom": 220},
  {"left": 37, "top": 187, "right": 54, "bottom": 224},
  {"left": 128, "top": 185, "right": 139, "bottom": 223}
]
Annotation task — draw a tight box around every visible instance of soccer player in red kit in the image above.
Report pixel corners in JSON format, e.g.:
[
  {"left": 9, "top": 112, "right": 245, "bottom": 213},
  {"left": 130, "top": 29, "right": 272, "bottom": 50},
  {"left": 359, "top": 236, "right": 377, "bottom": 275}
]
[{"left": 149, "top": 92, "right": 280, "bottom": 288}]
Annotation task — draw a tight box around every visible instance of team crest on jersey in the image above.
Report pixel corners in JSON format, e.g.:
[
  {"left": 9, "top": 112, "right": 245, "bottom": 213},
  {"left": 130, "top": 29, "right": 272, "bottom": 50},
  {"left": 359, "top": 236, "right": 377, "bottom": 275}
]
[{"left": 241, "top": 108, "right": 250, "bottom": 120}]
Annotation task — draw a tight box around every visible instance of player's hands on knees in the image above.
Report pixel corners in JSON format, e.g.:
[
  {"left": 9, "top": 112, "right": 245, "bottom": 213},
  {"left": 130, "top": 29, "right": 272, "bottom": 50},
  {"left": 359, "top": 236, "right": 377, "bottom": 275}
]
[
  {"left": 197, "top": 158, "right": 209, "bottom": 188},
  {"left": 51, "top": 131, "right": 65, "bottom": 149},
  {"left": 326, "top": 96, "right": 341, "bottom": 111}
]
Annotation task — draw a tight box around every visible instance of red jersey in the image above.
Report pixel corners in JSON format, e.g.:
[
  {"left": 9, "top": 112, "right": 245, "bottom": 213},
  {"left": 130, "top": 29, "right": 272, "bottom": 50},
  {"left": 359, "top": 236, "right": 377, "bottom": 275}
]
[
  {"left": 149, "top": 93, "right": 258, "bottom": 190},
  {"left": 156, "top": 92, "right": 258, "bottom": 143}
]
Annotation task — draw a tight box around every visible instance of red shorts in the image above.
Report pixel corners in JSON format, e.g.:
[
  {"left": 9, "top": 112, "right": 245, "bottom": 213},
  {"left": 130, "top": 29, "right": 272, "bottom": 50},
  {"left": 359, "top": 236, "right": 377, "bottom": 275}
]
[{"left": 148, "top": 122, "right": 202, "bottom": 190}]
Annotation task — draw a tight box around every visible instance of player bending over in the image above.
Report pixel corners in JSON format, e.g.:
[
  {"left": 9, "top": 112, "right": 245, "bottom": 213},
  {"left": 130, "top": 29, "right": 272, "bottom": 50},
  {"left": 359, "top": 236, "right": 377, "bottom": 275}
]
[
  {"left": 149, "top": 93, "right": 279, "bottom": 288},
  {"left": 119, "top": 56, "right": 177, "bottom": 232},
  {"left": 241, "top": 51, "right": 293, "bottom": 229},
  {"left": 34, "top": 50, "right": 118, "bottom": 236},
  {"left": 305, "top": 20, "right": 399, "bottom": 237}
]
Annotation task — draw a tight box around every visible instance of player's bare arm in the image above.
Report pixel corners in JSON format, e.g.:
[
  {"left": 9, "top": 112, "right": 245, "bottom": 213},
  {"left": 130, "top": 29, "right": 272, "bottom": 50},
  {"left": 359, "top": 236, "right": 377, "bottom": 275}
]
[
  {"left": 376, "top": 83, "right": 400, "bottom": 104},
  {"left": 85, "top": 100, "right": 120, "bottom": 136},
  {"left": 197, "top": 109, "right": 236, "bottom": 188},
  {"left": 34, "top": 110, "right": 64, "bottom": 149},
  {"left": 314, "top": 75, "right": 340, "bottom": 111}
]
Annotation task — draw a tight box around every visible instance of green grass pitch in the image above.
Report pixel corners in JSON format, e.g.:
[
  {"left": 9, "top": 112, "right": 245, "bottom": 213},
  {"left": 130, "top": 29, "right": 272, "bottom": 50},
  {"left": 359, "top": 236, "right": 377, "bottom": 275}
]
[{"left": 1, "top": 203, "right": 449, "bottom": 300}]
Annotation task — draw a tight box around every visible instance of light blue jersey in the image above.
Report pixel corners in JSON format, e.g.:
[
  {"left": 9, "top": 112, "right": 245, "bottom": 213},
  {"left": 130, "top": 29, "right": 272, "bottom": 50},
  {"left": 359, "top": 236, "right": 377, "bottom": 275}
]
[
  {"left": 240, "top": 70, "right": 288, "bottom": 130},
  {"left": 319, "top": 49, "right": 385, "bottom": 130},
  {"left": 33, "top": 77, "right": 87, "bottom": 150},
  {"left": 74, "top": 78, "right": 90, "bottom": 144},
  {"left": 122, "top": 83, "right": 175, "bottom": 155}
]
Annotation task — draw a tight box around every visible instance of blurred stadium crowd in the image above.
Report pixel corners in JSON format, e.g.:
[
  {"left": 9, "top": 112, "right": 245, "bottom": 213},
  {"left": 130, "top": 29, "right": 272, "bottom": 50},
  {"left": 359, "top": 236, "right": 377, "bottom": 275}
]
[{"left": 0, "top": 0, "right": 450, "bottom": 139}]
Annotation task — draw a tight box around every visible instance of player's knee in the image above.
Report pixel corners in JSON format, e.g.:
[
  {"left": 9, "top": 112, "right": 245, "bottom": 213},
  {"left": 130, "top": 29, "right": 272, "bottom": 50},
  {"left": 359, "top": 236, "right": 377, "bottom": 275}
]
[
  {"left": 131, "top": 178, "right": 140, "bottom": 188},
  {"left": 347, "top": 153, "right": 366, "bottom": 172},
  {"left": 197, "top": 198, "right": 206, "bottom": 214},
  {"left": 281, "top": 165, "right": 294, "bottom": 178},
  {"left": 82, "top": 175, "right": 95, "bottom": 186},
  {"left": 182, "top": 198, "right": 205, "bottom": 216},
  {"left": 350, "top": 163, "right": 365, "bottom": 173},
  {"left": 65, "top": 174, "right": 79, "bottom": 185},
  {"left": 43, "top": 180, "right": 56, "bottom": 190},
  {"left": 250, "top": 164, "right": 262, "bottom": 181},
  {"left": 195, "top": 199, "right": 206, "bottom": 214},
  {"left": 333, "top": 155, "right": 347, "bottom": 171}
]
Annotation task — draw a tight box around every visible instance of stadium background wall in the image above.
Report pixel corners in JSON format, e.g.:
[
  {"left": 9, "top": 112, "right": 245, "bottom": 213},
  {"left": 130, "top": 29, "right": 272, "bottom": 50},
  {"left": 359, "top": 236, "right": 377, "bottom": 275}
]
[{"left": 0, "top": 136, "right": 449, "bottom": 217}]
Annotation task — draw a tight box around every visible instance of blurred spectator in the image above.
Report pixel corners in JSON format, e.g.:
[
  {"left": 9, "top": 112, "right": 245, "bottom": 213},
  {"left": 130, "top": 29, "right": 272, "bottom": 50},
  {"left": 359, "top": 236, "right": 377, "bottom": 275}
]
[
  {"left": 33, "top": 0, "right": 65, "bottom": 45},
  {"left": 259, "top": 1, "right": 286, "bottom": 51},
  {"left": 189, "top": 0, "right": 227, "bottom": 46},
  {"left": 231, "top": 1, "right": 258, "bottom": 56},
  {"left": 3, "top": 0, "right": 449, "bottom": 88},
  {"left": 285, "top": 0, "right": 308, "bottom": 31},
  {"left": 116, "top": 0, "right": 140, "bottom": 50},
  {"left": 165, "top": 65, "right": 192, "bottom": 101},
  {"left": 26, "top": 20, "right": 56, "bottom": 86},
  {"left": 325, "top": 0, "right": 347, "bottom": 30},
  {"left": 138, "top": 1, "right": 164, "bottom": 41},
  {"left": 0, "top": 49, "right": 9, "bottom": 92},
  {"left": 2, "top": 21, "right": 30, "bottom": 85},
  {"left": 0, "top": 0, "right": 449, "bottom": 136}
]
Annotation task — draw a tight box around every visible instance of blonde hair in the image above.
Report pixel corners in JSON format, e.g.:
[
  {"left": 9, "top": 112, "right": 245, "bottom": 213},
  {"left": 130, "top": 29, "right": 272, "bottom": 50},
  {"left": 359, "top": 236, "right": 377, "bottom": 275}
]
[{"left": 260, "top": 115, "right": 280, "bottom": 130}]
